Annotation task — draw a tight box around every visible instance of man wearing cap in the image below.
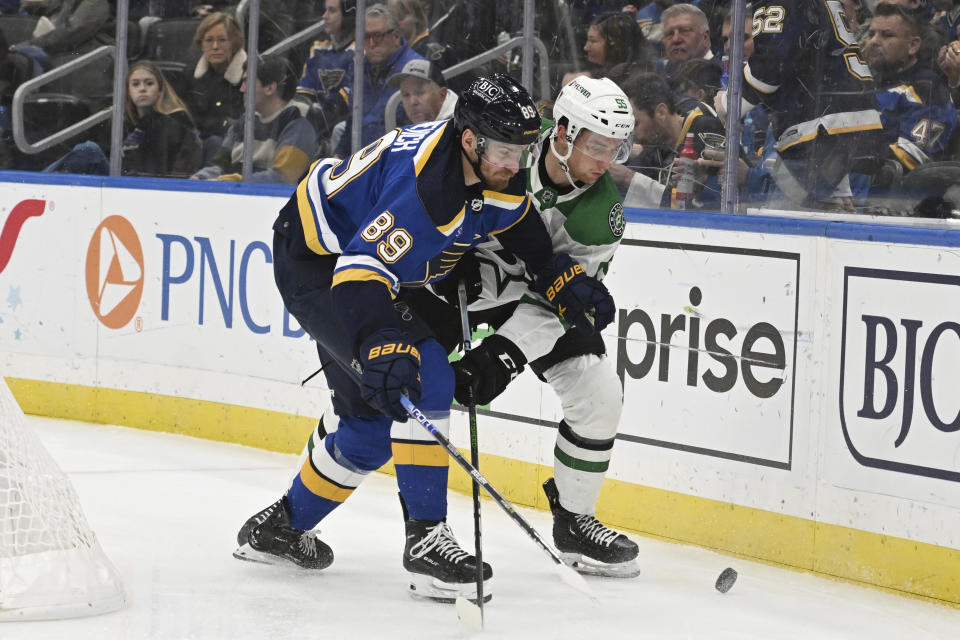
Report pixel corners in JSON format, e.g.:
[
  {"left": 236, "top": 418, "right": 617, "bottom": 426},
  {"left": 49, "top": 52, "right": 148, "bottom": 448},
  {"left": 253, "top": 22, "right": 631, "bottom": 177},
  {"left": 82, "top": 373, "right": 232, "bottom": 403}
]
[
  {"left": 386, "top": 58, "right": 458, "bottom": 124},
  {"left": 332, "top": 3, "right": 423, "bottom": 157}
]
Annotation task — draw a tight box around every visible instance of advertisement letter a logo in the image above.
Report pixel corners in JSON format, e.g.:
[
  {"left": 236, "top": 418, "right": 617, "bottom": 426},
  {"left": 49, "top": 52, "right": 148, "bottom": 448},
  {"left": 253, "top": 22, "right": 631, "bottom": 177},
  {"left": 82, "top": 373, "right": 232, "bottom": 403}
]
[{"left": 85, "top": 216, "right": 144, "bottom": 329}]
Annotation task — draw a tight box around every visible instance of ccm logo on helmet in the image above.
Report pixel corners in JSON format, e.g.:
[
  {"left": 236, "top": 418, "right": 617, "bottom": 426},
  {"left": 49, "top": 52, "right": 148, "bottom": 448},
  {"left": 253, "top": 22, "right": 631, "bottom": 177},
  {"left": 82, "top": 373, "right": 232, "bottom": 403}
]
[{"left": 544, "top": 264, "right": 586, "bottom": 302}]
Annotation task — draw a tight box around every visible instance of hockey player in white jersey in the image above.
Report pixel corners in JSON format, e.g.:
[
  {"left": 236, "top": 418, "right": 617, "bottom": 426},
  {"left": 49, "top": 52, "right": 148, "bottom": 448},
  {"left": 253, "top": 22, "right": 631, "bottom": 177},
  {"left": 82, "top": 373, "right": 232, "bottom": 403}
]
[{"left": 438, "top": 76, "right": 641, "bottom": 578}]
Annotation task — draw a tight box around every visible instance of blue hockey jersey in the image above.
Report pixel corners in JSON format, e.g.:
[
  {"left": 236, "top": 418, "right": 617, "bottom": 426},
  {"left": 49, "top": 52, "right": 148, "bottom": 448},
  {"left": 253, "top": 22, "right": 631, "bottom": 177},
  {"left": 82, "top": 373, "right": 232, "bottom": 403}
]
[
  {"left": 875, "top": 65, "right": 958, "bottom": 170},
  {"left": 280, "top": 119, "right": 547, "bottom": 294},
  {"left": 742, "top": 0, "right": 882, "bottom": 152},
  {"left": 274, "top": 119, "right": 554, "bottom": 348},
  {"left": 296, "top": 36, "right": 355, "bottom": 116}
]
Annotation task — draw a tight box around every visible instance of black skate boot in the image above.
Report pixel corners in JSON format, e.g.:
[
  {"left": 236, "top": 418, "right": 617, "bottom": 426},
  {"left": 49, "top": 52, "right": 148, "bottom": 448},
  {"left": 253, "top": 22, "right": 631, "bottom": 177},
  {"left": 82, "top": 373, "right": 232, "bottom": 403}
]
[
  {"left": 543, "top": 477, "right": 640, "bottom": 578},
  {"left": 400, "top": 495, "right": 492, "bottom": 603},
  {"left": 233, "top": 496, "right": 333, "bottom": 570}
]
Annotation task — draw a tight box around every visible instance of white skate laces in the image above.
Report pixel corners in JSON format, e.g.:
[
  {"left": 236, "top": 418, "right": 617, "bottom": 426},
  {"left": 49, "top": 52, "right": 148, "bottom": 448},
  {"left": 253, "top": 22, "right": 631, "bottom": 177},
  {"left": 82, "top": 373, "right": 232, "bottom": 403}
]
[
  {"left": 409, "top": 522, "right": 470, "bottom": 564},
  {"left": 297, "top": 532, "right": 321, "bottom": 558},
  {"left": 574, "top": 515, "right": 620, "bottom": 548}
]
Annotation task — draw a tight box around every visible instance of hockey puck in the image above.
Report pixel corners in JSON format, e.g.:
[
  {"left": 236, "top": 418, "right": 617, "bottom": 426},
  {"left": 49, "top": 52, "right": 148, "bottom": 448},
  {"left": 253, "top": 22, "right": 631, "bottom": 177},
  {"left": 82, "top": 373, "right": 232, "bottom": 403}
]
[{"left": 715, "top": 567, "right": 738, "bottom": 593}]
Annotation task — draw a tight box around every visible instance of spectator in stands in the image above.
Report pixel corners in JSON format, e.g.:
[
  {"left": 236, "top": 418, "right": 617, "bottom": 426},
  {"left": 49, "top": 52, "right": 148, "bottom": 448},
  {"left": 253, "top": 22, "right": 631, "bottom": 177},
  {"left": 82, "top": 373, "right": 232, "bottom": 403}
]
[
  {"left": 719, "top": 7, "right": 755, "bottom": 65},
  {"left": 659, "top": 4, "right": 714, "bottom": 78},
  {"left": 386, "top": 58, "right": 456, "bottom": 124},
  {"left": 295, "top": 0, "right": 356, "bottom": 150},
  {"left": 388, "top": 0, "right": 450, "bottom": 66},
  {"left": 673, "top": 57, "right": 722, "bottom": 113},
  {"left": 41, "top": 60, "right": 204, "bottom": 177},
  {"left": 10, "top": 0, "right": 113, "bottom": 70},
  {"left": 615, "top": 71, "right": 729, "bottom": 209},
  {"left": 187, "top": 11, "right": 246, "bottom": 149},
  {"left": 122, "top": 60, "right": 202, "bottom": 177},
  {"left": 933, "top": 0, "right": 960, "bottom": 42},
  {"left": 0, "top": 26, "right": 33, "bottom": 108},
  {"left": 332, "top": 3, "right": 422, "bottom": 157},
  {"left": 192, "top": 55, "right": 317, "bottom": 184},
  {"left": 864, "top": 4, "right": 957, "bottom": 173},
  {"left": 623, "top": 0, "right": 674, "bottom": 50},
  {"left": 583, "top": 11, "right": 651, "bottom": 77}
]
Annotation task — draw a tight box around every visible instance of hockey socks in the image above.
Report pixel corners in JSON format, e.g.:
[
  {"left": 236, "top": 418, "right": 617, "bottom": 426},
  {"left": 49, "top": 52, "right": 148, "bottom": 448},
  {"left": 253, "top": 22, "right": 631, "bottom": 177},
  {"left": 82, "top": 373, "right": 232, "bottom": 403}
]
[{"left": 286, "top": 426, "right": 372, "bottom": 530}]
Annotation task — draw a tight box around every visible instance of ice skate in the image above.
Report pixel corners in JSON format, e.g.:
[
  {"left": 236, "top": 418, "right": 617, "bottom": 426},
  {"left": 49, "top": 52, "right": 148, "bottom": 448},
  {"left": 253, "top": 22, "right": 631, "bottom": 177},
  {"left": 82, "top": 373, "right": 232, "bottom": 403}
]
[
  {"left": 401, "top": 499, "right": 492, "bottom": 603},
  {"left": 543, "top": 477, "right": 640, "bottom": 578},
  {"left": 233, "top": 497, "right": 333, "bottom": 570}
]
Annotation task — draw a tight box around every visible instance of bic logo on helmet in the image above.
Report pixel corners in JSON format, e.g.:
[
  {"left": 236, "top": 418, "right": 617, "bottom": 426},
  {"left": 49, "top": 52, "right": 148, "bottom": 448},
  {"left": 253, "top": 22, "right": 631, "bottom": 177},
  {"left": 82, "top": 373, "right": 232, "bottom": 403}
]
[{"left": 85, "top": 216, "right": 144, "bottom": 329}]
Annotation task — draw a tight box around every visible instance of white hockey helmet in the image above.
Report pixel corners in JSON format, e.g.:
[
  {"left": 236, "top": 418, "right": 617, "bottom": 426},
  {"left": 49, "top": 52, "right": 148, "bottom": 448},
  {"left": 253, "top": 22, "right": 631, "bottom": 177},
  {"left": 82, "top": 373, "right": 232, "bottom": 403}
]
[{"left": 551, "top": 75, "right": 635, "bottom": 166}]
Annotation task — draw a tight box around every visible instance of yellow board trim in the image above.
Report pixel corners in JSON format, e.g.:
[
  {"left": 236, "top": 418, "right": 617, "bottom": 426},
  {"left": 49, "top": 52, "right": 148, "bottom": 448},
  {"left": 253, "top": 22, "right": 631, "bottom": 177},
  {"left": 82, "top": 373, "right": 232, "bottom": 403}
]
[
  {"left": 8, "top": 377, "right": 960, "bottom": 608},
  {"left": 299, "top": 461, "right": 355, "bottom": 502},
  {"left": 392, "top": 441, "right": 449, "bottom": 467}
]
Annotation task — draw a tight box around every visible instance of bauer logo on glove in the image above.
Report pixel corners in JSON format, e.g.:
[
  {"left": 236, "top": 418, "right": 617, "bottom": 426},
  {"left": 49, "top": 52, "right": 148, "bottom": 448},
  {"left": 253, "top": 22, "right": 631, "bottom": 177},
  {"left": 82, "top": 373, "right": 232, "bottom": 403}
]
[
  {"left": 543, "top": 263, "right": 586, "bottom": 303},
  {"left": 367, "top": 343, "right": 420, "bottom": 361},
  {"left": 535, "top": 253, "right": 616, "bottom": 334}
]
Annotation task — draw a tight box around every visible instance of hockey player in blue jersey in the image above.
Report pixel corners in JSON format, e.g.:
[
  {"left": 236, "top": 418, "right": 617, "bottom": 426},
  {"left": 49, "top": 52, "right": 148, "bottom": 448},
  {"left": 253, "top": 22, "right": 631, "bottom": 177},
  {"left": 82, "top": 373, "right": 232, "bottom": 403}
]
[
  {"left": 718, "top": 0, "right": 884, "bottom": 211},
  {"left": 233, "top": 74, "right": 617, "bottom": 604}
]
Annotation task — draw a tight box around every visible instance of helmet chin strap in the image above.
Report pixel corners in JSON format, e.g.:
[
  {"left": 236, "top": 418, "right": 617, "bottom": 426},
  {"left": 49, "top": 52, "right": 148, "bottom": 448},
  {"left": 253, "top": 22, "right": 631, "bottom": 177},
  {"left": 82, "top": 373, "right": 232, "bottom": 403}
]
[{"left": 549, "top": 133, "right": 580, "bottom": 189}]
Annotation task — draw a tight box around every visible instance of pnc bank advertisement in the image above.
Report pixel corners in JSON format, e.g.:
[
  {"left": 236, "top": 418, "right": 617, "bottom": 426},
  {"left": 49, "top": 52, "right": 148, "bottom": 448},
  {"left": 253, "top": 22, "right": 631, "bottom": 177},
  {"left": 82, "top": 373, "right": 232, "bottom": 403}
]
[{"left": 2, "top": 179, "right": 960, "bottom": 542}]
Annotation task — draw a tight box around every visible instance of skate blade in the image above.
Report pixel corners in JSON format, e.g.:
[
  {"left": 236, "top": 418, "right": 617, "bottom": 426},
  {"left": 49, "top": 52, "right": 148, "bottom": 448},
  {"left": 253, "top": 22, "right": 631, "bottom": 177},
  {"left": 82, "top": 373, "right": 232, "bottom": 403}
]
[
  {"left": 561, "top": 552, "right": 641, "bottom": 578},
  {"left": 407, "top": 572, "right": 493, "bottom": 604},
  {"left": 233, "top": 543, "right": 281, "bottom": 565},
  {"left": 232, "top": 544, "right": 332, "bottom": 570}
]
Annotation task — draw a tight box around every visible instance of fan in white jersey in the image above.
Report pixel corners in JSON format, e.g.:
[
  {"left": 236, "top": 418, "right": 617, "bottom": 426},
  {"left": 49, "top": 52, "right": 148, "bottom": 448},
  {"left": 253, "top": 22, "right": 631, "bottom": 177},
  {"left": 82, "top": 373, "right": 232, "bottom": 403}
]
[{"left": 435, "top": 75, "right": 642, "bottom": 578}]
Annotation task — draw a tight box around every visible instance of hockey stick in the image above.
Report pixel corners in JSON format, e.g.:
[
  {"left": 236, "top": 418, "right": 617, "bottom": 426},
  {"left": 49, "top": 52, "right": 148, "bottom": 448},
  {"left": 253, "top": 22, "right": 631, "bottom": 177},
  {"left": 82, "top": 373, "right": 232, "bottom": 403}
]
[
  {"left": 455, "top": 282, "right": 485, "bottom": 629},
  {"left": 399, "top": 394, "right": 595, "bottom": 601}
]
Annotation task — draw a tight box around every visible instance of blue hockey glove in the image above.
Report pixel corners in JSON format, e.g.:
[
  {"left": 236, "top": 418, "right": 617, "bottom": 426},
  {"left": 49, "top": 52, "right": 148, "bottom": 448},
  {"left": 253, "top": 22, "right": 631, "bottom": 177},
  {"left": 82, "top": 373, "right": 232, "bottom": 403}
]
[
  {"left": 431, "top": 251, "right": 483, "bottom": 307},
  {"left": 358, "top": 328, "right": 422, "bottom": 422},
  {"left": 534, "top": 253, "right": 616, "bottom": 333},
  {"left": 452, "top": 334, "right": 527, "bottom": 406}
]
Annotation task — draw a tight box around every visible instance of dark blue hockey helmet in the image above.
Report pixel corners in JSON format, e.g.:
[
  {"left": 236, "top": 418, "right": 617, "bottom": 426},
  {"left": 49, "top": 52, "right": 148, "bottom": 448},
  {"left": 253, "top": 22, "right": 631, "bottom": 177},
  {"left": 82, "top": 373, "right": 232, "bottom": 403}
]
[{"left": 454, "top": 73, "right": 541, "bottom": 147}]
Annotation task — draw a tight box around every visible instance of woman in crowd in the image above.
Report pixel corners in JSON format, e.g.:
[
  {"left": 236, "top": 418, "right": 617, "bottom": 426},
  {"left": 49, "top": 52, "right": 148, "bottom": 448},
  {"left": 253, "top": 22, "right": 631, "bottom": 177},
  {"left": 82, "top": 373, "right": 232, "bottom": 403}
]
[
  {"left": 583, "top": 11, "right": 651, "bottom": 77},
  {"left": 186, "top": 11, "right": 246, "bottom": 150},
  {"left": 122, "top": 60, "right": 202, "bottom": 177},
  {"left": 44, "top": 60, "right": 202, "bottom": 176}
]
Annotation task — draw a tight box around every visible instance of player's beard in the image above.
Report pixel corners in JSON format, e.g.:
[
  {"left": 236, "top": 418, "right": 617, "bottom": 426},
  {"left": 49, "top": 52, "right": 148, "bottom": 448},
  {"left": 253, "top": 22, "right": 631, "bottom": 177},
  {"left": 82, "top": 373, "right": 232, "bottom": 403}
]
[{"left": 480, "top": 161, "right": 515, "bottom": 191}]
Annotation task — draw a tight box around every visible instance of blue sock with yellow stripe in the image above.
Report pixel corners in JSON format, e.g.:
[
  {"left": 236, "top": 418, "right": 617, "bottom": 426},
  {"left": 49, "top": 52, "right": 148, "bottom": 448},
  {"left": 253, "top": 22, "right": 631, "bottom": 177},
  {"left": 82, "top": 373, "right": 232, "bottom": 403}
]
[
  {"left": 286, "top": 414, "right": 392, "bottom": 530},
  {"left": 392, "top": 338, "right": 454, "bottom": 522}
]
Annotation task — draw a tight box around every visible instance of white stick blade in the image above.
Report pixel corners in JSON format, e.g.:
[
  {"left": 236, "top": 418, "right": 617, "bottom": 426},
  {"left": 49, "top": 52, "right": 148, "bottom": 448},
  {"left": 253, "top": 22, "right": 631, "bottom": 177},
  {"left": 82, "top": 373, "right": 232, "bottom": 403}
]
[
  {"left": 555, "top": 562, "right": 598, "bottom": 602},
  {"left": 455, "top": 596, "right": 484, "bottom": 631}
]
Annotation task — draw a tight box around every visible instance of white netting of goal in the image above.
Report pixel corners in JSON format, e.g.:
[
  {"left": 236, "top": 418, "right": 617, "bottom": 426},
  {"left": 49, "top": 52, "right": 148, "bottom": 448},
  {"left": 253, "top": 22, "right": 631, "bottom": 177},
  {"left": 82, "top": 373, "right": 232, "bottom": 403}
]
[{"left": 0, "top": 377, "right": 126, "bottom": 621}]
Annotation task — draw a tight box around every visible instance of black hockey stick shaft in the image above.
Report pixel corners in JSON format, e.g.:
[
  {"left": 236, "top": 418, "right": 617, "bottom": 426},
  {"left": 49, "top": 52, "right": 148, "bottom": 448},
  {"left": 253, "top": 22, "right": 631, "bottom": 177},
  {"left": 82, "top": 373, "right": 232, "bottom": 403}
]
[
  {"left": 399, "top": 394, "right": 574, "bottom": 571},
  {"left": 457, "top": 282, "right": 484, "bottom": 622}
]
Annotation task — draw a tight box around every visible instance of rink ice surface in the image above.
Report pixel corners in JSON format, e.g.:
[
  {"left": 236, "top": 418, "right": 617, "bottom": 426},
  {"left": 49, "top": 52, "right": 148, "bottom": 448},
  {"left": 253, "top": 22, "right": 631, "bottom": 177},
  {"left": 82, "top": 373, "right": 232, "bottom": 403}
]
[{"left": 4, "top": 416, "right": 960, "bottom": 640}]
